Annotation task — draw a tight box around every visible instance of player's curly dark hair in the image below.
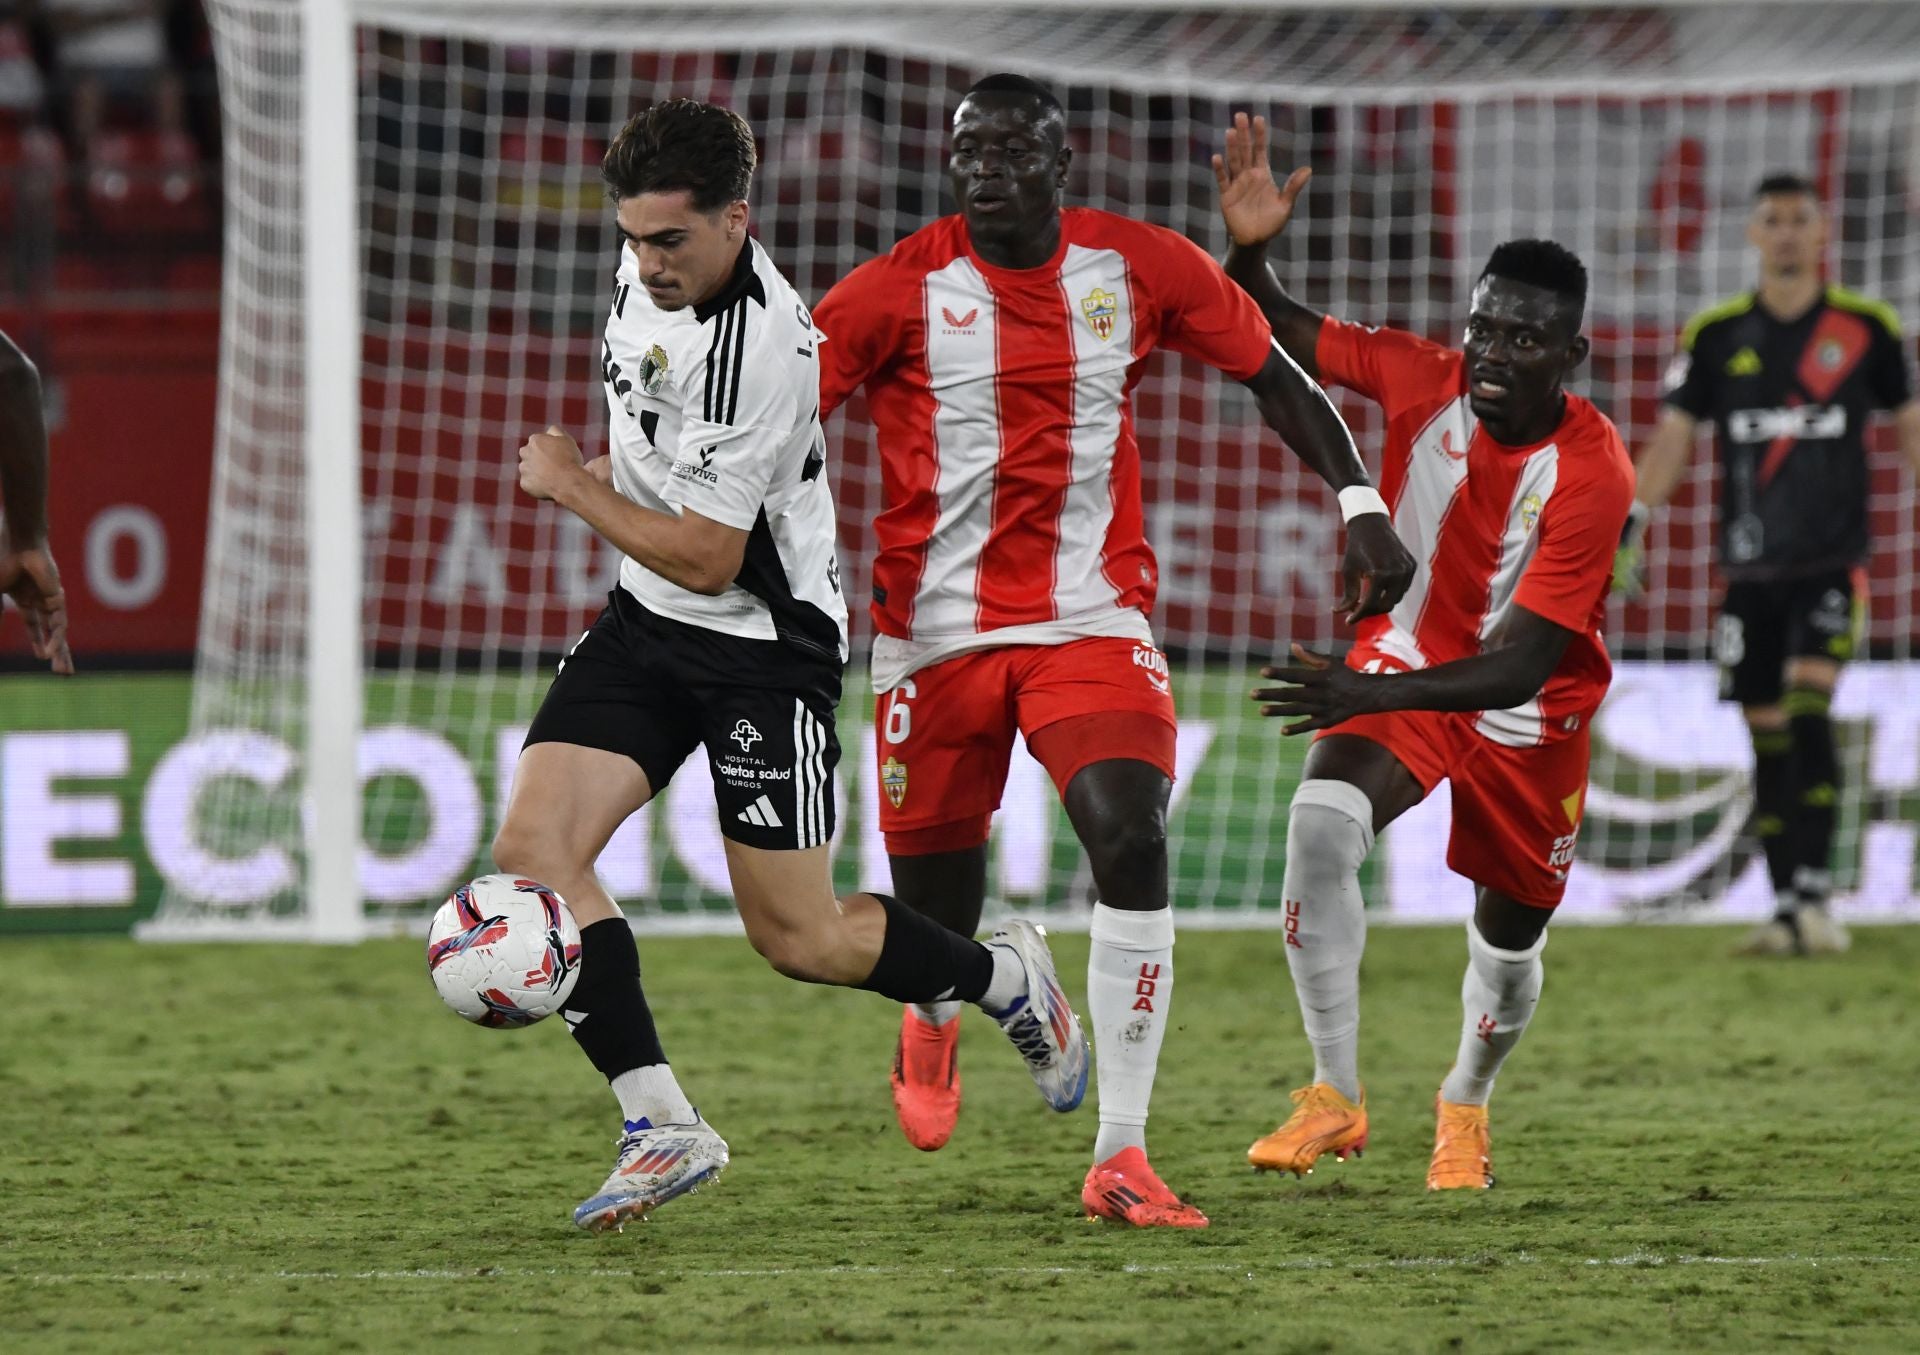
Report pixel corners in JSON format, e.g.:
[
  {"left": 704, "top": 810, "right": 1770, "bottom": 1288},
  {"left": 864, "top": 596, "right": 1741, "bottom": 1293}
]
[
  {"left": 1480, "top": 238, "right": 1588, "bottom": 318},
  {"left": 602, "top": 99, "right": 757, "bottom": 211}
]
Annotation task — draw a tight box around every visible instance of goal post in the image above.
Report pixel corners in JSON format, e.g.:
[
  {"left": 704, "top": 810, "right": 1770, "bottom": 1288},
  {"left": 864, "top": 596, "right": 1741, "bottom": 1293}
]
[
  {"left": 301, "top": 0, "right": 366, "bottom": 943},
  {"left": 143, "top": 0, "right": 1920, "bottom": 941}
]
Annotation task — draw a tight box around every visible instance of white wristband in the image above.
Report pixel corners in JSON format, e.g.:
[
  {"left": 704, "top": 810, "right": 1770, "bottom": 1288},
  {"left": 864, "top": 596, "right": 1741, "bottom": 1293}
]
[{"left": 1338, "top": 485, "right": 1389, "bottom": 522}]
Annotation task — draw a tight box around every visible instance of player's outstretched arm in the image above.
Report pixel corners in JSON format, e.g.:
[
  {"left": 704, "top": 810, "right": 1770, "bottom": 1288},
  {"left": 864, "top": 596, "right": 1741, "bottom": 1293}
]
[
  {"left": 1611, "top": 406, "right": 1695, "bottom": 597},
  {"left": 1212, "top": 112, "right": 1324, "bottom": 375},
  {"left": 1239, "top": 346, "right": 1415, "bottom": 623},
  {"left": 1629, "top": 406, "right": 1697, "bottom": 512},
  {"left": 1895, "top": 398, "right": 1920, "bottom": 478},
  {"left": 517, "top": 426, "right": 747, "bottom": 596},
  {"left": 0, "top": 329, "right": 73, "bottom": 674},
  {"left": 1252, "top": 606, "right": 1575, "bottom": 735}
]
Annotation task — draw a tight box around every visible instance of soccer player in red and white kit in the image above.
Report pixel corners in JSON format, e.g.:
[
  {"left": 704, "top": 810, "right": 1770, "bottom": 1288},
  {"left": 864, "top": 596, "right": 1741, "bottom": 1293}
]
[
  {"left": 814, "top": 76, "right": 1416, "bottom": 1227},
  {"left": 1215, "top": 114, "right": 1634, "bottom": 1189}
]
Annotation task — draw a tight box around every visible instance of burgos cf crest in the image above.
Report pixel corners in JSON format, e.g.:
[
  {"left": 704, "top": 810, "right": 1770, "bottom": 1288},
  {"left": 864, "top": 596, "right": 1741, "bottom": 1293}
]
[
  {"left": 639, "top": 343, "right": 670, "bottom": 396},
  {"left": 1080, "top": 286, "right": 1118, "bottom": 342}
]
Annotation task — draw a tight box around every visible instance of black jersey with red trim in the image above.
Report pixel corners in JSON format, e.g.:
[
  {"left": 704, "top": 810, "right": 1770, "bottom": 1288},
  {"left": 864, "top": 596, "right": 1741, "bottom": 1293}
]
[{"left": 1663, "top": 286, "right": 1912, "bottom": 579}]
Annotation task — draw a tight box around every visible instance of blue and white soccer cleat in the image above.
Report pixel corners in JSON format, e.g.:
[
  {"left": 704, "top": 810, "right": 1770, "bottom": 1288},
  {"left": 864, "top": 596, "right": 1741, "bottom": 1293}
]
[
  {"left": 572, "top": 1114, "right": 730, "bottom": 1232},
  {"left": 985, "top": 919, "right": 1089, "bottom": 1113}
]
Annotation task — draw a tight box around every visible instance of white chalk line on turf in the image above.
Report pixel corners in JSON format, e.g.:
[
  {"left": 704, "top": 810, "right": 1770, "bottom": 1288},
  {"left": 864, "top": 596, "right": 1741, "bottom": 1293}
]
[{"left": 19, "top": 1254, "right": 1912, "bottom": 1286}]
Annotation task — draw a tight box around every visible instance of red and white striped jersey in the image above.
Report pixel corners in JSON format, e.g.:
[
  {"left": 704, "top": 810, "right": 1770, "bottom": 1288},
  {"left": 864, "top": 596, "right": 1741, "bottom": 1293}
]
[
  {"left": 816, "top": 208, "right": 1272, "bottom": 657},
  {"left": 1316, "top": 317, "right": 1636, "bottom": 747}
]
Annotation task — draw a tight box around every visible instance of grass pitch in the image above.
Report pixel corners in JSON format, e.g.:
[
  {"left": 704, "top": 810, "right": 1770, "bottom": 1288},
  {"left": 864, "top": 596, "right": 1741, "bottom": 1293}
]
[{"left": 4, "top": 925, "right": 1917, "bottom": 1354}]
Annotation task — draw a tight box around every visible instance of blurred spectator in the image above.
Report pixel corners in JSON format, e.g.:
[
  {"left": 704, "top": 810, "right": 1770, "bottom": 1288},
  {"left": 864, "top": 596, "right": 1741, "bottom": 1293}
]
[
  {"left": 0, "top": 2, "right": 48, "bottom": 123},
  {"left": 43, "top": 0, "right": 182, "bottom": 149}
]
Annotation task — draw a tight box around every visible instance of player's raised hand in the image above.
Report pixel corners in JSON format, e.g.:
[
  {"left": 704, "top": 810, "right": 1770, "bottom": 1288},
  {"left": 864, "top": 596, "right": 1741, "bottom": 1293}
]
[
  {"left": 518, "top": 425, "right": 585, "bottom": 502},
  {"left": 1336, "top": 512, "right": 1416, "bottom": 625},
  {"left": 0, "top": 536, "right": 73, "bottom": 675},
  {"left": 1251, "top": 642, "right": 1377, "bottom": 735},
  {"left": 1211, "top": 112, "right": 1312, "bottom": 249},
  {"left": 582, "top": 454, "right": 614, "bottom": 487}
]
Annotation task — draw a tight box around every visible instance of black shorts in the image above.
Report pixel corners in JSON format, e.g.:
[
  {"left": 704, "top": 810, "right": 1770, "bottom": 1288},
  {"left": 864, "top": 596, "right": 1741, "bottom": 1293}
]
[
  {"left": 1716, "top": 567, "right": 1864, "bottom": 705},
  {"left": 525, "top": 588, "right": 842, "bottom": 850}
]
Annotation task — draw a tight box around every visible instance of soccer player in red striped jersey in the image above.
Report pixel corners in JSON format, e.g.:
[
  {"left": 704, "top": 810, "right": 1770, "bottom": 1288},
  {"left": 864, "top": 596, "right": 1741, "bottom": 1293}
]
[
  {"left": 814, "top": 75, "right": 1416, "bottom": 1227},
  {"left": 1215, "top": 113, "right": 1634, "bottom": 1190}
]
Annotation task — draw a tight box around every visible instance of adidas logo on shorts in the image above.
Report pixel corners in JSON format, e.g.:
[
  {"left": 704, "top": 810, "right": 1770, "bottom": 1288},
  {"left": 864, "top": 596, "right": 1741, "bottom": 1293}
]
[{"left": 737, "top": 795, "right": 784, "bottom": 829}]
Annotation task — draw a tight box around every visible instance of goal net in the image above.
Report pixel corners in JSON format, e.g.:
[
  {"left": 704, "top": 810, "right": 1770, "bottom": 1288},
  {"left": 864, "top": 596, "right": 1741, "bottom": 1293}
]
[{"left": 144, "top": 0, "right": 1920, "bottom": 939}]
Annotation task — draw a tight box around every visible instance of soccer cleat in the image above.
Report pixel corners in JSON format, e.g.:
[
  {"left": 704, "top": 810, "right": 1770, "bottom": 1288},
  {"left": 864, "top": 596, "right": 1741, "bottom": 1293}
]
[
  {"left": 1733, "top": 916, "right": 1800, "bottom": 956},
  {"left": 985, "top": 920, "right": 1089, "bottom": 1113},
  {"left": 1082, "top": 1147, "right": 1210, "bottom": 1229},
  {"left": 1427, "top": 1095, "right": 1494, "bottom": 1190},
  {"left": 572, "top": 1114, "right": 729, "bottom": 1232},
  {"left": 1793, "top": 904, "right": 1851, "bottom": 955},
  {"left": 891, "top": 1006, "right": 962, "bottom": 1151},
  {"left": 1247, "top": 1083, "right": 1368, "bottom": 1176}
]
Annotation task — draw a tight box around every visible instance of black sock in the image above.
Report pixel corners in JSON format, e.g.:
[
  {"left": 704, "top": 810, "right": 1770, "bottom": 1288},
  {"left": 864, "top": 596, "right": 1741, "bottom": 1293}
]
[
  {"left": 856, "top": 893, "right": 994, "bottom": 1005},
  {"left": 566, "top": 918, "right": 667, "bottom": 1081},
  {"left": 1749, "top": 725, "right": 1795, "bottom": 915},
  {"left": 1786, "top": 690, "right": 1839, "bottom": 907}
]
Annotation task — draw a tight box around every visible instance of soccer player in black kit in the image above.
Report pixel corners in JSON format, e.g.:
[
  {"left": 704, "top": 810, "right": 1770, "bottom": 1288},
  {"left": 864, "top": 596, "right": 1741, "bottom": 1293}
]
[{"left": 1620, "top": 174, "right": 1920, "bottom": 955}]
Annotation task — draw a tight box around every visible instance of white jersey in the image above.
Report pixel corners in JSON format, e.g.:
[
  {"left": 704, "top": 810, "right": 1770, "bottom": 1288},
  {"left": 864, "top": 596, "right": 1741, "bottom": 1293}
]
[{"left": 601, "top": 237, "right": 848, "bottom": 662}]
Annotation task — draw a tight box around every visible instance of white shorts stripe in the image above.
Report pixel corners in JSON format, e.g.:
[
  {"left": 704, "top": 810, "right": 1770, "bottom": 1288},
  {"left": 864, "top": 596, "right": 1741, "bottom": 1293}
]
[
  {"left": 792, "top": 699, "right": 810, "bottom": 848},
  {"left": 804, "top": 704, "right": 827, "bottom": 848}
]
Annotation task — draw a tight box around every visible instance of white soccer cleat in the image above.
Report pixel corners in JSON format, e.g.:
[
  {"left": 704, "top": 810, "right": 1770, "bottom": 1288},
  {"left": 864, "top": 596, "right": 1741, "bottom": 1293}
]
[
  {"left": 1794, "top": 904, "right": 1851, "bottom": 955},
  {"left": 985, "top": 920, "right": 1089, "bottom": 1113},
  {"left": 572, "top": 1114, "right": 729, "bottom": 1232}
]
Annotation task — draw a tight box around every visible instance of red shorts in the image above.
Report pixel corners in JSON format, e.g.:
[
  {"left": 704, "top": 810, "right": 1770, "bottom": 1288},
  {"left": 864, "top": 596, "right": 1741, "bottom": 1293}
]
[
  {"left": 1322, "top": 648, "right": 1593, "bottom": 907},
  {"left": 873, "top": 636, "right": 1178, "bottom": 854}
]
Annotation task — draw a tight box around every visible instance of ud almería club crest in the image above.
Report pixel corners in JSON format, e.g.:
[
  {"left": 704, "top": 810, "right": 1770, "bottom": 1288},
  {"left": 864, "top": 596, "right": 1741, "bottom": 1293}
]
[{"left": 1080, "top": 286, "right": 1117, "bottom": 341}]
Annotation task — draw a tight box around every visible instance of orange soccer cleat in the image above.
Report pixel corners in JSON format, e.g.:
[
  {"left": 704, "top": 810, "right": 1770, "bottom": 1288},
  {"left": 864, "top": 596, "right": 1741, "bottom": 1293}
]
[
  {"left": 1427, "top": 1095, "right": 1494, "bottom": 1190},
  {"left": 890, "top": 1006, "right": 961, "bottom": 1151},
  {"left": 1082, "top": 1147, "right": 1210, "bottom": 1229},
  {"left": 1247, "top": 1083, "right": 1369, "bottom": 1176}
]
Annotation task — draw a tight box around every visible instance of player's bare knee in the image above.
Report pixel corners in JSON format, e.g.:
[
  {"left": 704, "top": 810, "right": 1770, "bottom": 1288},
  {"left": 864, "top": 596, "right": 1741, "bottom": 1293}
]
[
  {"left": 1086, "top": 811, "right": 1168, "bottom": 886},
  {"left": 490, "top": 821, "right": 573, "bottom": 884}
]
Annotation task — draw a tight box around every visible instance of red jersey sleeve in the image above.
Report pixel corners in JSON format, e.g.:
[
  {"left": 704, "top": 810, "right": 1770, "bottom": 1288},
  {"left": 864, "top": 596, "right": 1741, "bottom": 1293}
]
[
  {"left": 1315, "top": 316, "right": 1458, "bottom": 416},
  {"left": 814, "top": 256, "right": 904, "bottom": 419},
  {"left": 1511, "top": 422, "right": 1637, "bottom": 633},
  {"left": 1149, "top": 229, "right": 1273, "bottom": 381}
]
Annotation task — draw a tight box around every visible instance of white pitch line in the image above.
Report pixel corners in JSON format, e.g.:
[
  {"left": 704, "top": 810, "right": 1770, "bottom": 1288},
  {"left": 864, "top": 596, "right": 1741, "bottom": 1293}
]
[{"left": 15, "top": 1254, "right": 1911, "bottom": 1286}]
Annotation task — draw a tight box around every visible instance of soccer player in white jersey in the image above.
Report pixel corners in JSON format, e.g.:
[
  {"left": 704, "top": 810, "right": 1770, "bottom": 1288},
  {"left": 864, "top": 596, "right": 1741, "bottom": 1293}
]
[
  {"left": 502, "top": 100, "right": 1089, "bottom": 1233},
  {"left": 814, "top": 75, "right": 1417, "bottom": 1227}
]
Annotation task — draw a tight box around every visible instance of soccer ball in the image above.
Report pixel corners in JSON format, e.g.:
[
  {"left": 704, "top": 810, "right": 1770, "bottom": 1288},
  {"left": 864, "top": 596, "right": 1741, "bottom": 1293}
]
[{"left": 426, "top": 874, "right": 582, "bottom": 1027}]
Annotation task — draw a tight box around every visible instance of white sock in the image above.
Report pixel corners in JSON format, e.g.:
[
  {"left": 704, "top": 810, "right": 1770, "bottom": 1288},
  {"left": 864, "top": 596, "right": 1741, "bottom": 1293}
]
[
  {"left": 913, "top": 1000, "right": 964, "bottom": 1026},
  {"left": 1087, "top": 903, "right": 1174, "bottom": 1161},
  {"left": 609, "top": 1063, "right": 696, "bottom": 1128},
  {"left": 1439, "top": 921, "right": 1545, "bottom": 1106},
  {"left": 979, "top": 944, "right": 1026, "bottom": 1015},
  {"left": 1279, "top": 779, "right": 1376, "bottom": 1104}
]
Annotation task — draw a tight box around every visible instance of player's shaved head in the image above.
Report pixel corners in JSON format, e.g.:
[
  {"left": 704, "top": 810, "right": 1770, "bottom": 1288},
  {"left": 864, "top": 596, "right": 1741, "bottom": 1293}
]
[
  {"left": 948, "top": 73, "right": 1073, "bottom": 269},
  {"left": 958, "top": 73, "right": 1067, "bottom": 150}
]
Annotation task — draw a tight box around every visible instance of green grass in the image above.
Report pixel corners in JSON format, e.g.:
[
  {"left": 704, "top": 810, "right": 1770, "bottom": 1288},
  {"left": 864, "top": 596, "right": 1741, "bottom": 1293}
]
[{"left": 4, "top": 927, "right": 1917, "bottom": 1353}]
